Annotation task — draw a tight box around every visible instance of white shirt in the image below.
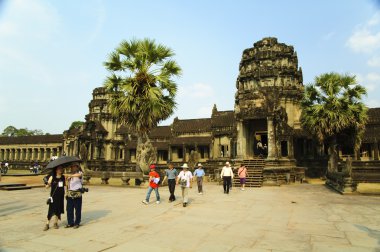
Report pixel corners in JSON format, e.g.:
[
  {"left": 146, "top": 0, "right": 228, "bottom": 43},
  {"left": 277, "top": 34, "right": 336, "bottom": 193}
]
[
  {"left": 220, "top": 166, "right": 234, "bottom": 178},
  {"left": 68, "top": 171, "right": 83, "bottom": 191},
  {"left": 178, "top": 170, "right": 193, "bottom": 188}
]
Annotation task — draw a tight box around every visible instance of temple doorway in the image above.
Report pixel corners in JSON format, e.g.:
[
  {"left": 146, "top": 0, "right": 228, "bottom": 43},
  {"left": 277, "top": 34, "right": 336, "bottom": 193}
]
[
  {"left": 244, "top": 119, "right": 267, "bottom": 158},
  {"left": 254, "top": 132, "right": 268, "bottom": 157}
]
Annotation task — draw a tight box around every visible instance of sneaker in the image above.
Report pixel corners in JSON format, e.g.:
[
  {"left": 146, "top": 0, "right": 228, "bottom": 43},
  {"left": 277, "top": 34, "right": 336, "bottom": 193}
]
[
  {"left": 156, "top": 201, "right": 160, "bottom": 204},
  {"left": 200, "top": 192, "right": 203, "bottom": 195},
  {"left": 53, "top": 223, "right": 59, "bottom": 229},
  {"left": 43, "top": 224, "right": 49, "bottom": 231},
  {"left": 183, "top": 202, "right": 187, "bottom": 207},
  {"left": 142, "top": 200, "right": 148, "bottom": 205},
  {"left": 242, "top": 188, "right": 245, "bottom": 191},
  {"left": 73, "top": 225, "right": 80, "bottom": 229},
  {"left": 64, "top": 224, "right": 73, "bottom": 228}
]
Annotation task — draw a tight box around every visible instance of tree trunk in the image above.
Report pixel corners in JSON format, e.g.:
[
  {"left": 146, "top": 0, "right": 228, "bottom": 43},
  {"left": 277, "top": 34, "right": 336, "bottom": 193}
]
[{"left": 136, "top": 134, "right": 157, "bottom": 174}]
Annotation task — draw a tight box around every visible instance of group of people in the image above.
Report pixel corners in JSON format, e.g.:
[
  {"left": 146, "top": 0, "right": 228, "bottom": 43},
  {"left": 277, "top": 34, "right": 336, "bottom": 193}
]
[
  {"left": 43, "top": 163, "right": 84, "bottom": 231},
  {"left": 0, "top": 161, "right": 9, "bottom": 174},
  {"left": 142, "top": 163, "right": 206, "bottom": 207},
  {"left": 142, "top": 161, "right": 249, "bottom": 207}
]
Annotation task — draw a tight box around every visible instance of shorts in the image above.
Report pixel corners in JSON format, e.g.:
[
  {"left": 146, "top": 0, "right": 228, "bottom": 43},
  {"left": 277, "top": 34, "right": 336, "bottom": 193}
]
[{"left": 240, "top": 178, "right": 246, "bottom": 184}]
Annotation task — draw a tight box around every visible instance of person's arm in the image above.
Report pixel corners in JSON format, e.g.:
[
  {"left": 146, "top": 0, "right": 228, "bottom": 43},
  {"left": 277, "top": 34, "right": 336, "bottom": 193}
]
[
  {"left": 46, "top": 176, "right": 53, "bottom": 188},
  {"left": 220, "top": 168, "right": 224, "bottom": 178}
]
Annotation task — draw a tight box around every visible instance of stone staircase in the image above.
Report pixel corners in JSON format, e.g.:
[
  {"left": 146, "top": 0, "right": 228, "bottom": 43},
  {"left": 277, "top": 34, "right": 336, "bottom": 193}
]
[
  {"left": 0, "top": 183, "right": 32, "bottom": 191},
  {"left": 232, "top": 158, "right": 264, "bottom": 187}
]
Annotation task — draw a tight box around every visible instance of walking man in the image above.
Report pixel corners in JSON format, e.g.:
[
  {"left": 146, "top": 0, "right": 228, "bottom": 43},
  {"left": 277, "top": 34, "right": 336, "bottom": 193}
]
[
  {"left": 220, "top": 161, "right": 234, "bottom": 194},
  {"left": 142, "top": 164, "right": 161, "bottom": 205},
  {"left": 176, "top": 163, "right": 193, "bottom": 207},
  {"left": 238, "top": 164, "right": 248, "bottom": 191},
  {"left": 193, "top": 163, "right": 205, "bottom": 194},
  {"left": 162, "top": 163, "right": 178, "bottom": 202}
]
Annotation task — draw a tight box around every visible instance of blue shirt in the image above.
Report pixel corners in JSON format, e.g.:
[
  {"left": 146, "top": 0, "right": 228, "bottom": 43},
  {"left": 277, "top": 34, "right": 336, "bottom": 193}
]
[
  {"left": 165, "top": 168, "right": 178, "bottom": 179},
  {"left": 193, "top": 168, "right": 205, "bottom": 177}
]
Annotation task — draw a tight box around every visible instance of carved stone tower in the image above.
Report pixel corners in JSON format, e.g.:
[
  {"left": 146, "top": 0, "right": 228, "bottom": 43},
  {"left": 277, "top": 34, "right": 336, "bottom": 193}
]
[{"left": 234, "top": 37, "right": 304, "bottom": 160}]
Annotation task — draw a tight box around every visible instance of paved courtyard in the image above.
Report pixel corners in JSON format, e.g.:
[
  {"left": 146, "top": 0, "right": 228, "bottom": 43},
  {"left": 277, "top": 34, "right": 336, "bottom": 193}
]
[{"left": 1, "top": 182, "right": 380, "bottom": 252}]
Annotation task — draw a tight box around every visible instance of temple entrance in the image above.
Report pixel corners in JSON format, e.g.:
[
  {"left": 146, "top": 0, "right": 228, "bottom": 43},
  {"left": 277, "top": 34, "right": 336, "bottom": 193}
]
[
  {"left": 254, "top": 132, "right": 268, "bottom": 157},
  {"left": 244, "top": 119, "right": 267, "bottom": 158}
]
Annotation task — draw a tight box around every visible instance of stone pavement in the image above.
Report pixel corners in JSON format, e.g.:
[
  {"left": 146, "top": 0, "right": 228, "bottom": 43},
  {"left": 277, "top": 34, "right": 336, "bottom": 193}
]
[{"left": 0, "top": 183, "right": 380, "bottom": 252}]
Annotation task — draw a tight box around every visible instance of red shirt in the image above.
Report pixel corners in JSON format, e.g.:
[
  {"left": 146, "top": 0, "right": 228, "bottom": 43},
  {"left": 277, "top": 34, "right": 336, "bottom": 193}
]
[{"left": 149, "top": 170, "right": 160, "bottom": 189}]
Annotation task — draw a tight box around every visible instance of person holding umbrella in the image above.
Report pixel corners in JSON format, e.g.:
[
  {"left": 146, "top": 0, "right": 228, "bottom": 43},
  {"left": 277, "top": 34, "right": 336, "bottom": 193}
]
[{"left": 43, "top": 165, "right": 66, "bottom": 231}]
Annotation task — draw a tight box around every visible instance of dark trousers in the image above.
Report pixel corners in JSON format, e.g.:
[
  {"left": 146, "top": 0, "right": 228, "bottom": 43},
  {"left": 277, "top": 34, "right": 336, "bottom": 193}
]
[
  {"left": 66, "top": 197, "right": 82, "bottom": 226},
  {"left": 196, "top": 177, "right": 203, "bottom": 193},
  {"left": 168, "top": 179, "right": 176, "bottom": 201},
  {"left": 223, "top": 176, "right": 232, "bottom": 194}
]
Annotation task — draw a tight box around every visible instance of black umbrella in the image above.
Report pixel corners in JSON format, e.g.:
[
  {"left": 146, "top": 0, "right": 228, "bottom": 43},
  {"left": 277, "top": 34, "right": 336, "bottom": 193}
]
[{"left": 41, "top": 156, "right": 82, "bottom": 174}]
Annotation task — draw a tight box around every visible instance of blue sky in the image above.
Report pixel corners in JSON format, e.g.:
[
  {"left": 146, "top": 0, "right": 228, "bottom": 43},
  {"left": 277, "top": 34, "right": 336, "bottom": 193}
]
[{"left": 1, "top": 0, "right": 380, "bottom": 134}]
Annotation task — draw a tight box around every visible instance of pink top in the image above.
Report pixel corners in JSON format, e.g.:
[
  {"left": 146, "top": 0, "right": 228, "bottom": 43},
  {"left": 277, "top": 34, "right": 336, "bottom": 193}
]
[{"left": 238, "top": 167, "right": 248, "bottom": 178}]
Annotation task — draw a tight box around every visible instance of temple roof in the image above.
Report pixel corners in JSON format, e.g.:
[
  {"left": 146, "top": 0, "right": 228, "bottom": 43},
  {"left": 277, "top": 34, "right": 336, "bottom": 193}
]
[
  {"left": 211, "top": 110, "right": 235, "bottom": 128},
  {"left": 367, "top": 108, "right": 380, "bottom": 124},
  {"left": 0, "top": 134, "right": 63, "bottom": 145},
  {"left": 172, "top": 118, "right": 212, "bottom": 134}
]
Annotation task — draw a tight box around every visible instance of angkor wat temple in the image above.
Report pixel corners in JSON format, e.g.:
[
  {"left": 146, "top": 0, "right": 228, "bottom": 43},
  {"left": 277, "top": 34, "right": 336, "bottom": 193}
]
[{"left": 1, "top": 37, "right": 380, "bottom": 186}]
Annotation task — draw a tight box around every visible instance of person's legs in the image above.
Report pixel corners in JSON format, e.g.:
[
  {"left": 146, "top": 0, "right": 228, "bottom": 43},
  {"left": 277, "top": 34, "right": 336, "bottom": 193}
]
[
  {"left": 198, "top": 177, "right": 203, "bottom": 193},
  {"left": 168, "top": 179, "right": 175, "bottom": 201},
  {"left": 226, "top": 176, "right": 231, "bottom": 194},
  {"left": 73, "top": 197, "right": 82, "bottom": 226},
  {"left": 183, "top": 187, "right": 189, "bottom": 203},
  {"left": 223, "top": 176, "right": 228, "bottom": 193},
  {"left": 153, "top": 187, "right": 160, "bottom": 202},
  {"left": 145, "top": 186, "right": 153, "bottom": 202},
  {"left": 66, "top": 197, "right": 74, "bottom": 226}
]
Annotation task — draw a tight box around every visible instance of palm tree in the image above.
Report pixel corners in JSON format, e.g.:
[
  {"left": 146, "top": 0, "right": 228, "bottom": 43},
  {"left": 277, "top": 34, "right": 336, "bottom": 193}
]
[
  {"left": 103, "top": 38, "right": 181, "bottom": 173},
  {"left": 301, "top": 72, "right": 368, "bottom": 173}
]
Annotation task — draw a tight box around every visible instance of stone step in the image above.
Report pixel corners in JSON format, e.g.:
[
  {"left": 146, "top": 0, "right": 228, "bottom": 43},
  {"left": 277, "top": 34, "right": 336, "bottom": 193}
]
[
  {"left": 0, "top": 185, "right": 32, "bottom": 190},
  {"left": 0, "top": 183, "right": 27, "bottom": 188}
]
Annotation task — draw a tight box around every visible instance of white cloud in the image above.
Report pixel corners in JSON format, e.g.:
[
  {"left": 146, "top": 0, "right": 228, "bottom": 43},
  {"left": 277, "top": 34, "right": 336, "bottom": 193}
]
[
  {"left": 365, "top": 99, "right": 380, "bottom": 108},
  {"left": 367, "top": 72, "right": 380, "bottom": 82},
  {"left": 367, "top": 56, "right": 380, "bottom": 67},
  {"left": 346, "top": 12, "right": 380, "bottom": 53}
]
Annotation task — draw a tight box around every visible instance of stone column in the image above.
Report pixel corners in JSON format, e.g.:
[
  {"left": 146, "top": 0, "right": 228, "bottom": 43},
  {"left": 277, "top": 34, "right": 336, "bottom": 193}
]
[
  {"left": 374, "top": 140, "right": 379, "bottom": 161},
  {"left": 267, "top": 117, "right": 276, "bottom": 159},
  {"left": 236, "top": 121, "right": 245, "bottom": 159},
  {"left": 288, "top": 138, "right": 294, "bottom": 159},
  {"left": 182, "top": 144, "right": 186, "bottom": 162}
]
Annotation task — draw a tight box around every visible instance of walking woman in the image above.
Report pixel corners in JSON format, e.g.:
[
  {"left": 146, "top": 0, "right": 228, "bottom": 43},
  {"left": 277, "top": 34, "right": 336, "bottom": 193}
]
[
  {"left": 220, "top": 161, "right": 234, "bottom": 194},
  {"left": 44, "top": 166, "right": 65, "bottom": 231}
]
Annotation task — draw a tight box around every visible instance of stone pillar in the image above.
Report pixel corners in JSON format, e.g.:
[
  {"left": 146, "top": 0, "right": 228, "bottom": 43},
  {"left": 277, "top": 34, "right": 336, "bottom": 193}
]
[
  {"left": 374, "top": 140, "right": 379, "bottom": 161},
  {"left": 168, "top": 145, "right": 172, "bottom": 162},
  {"left": 288, "top": 138, "right": 294, "bottom": 159},
  {"left": 182, "top": 144, "right": 186, "bottom": 162},
  {"left": 236, "top": 121, "right": 245, "bottom": 159},
  {"left": 267, "top": 117, "right": 276, "bottom": 159}
]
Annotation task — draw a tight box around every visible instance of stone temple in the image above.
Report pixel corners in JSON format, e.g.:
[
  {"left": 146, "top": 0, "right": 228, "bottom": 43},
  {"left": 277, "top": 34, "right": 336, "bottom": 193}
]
[{"left": 1, "top": 37, "right": 380, "bottom": 187}]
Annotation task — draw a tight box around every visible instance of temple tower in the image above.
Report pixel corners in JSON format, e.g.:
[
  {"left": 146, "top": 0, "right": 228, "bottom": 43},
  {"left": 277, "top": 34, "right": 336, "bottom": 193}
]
[{"left": 234, "top": 37, "right": 304, "bottom": 160}]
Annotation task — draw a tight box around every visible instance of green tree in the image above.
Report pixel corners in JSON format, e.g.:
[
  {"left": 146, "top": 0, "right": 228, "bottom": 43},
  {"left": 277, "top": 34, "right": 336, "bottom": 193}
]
[
  {"left": 1, "top": 126, "right": 45, "bottom": 136},
  {"left": 103, "top": 38, "right": 181, "bottom": 173},
  {"left": 69, "top": 121, "right": 85, "bottom": 130},
  {"left": 301, "top": 72, "right": 368, "bottom": 173}
]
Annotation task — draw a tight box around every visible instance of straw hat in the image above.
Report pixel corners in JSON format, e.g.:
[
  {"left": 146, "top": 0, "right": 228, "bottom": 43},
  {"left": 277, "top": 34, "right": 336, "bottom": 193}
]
[{"left": 181, "top": 163, "right": 189, "bottom": 169}]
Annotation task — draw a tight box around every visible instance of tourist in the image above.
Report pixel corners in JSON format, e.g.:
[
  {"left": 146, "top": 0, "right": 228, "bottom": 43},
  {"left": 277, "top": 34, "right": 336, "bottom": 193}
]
[
  {"left": 193, "top": 163, "right": 205, "bottom": 194},
  {"left": 220, "top": 161, "right": 234, "bottom": 194},
  {"left": 142, "top": 164, "right": 161, "bottom": 205},
  {"left": 176, "top": 163, "right": 193, "bottom": 207},
  {"left": 162, "top": 163, "right": 178, "bottom": 202},
  {"left": 257, "top": 140, "right": 263, "bottom": 156},
  {"left": 3, "top": 161, "right": 9, "bottom": 174},
  {"left": 44, "top": 166, "right": 65, "bottom": 231},
  {"left": 65, "top": 163, "right": 84, "bottom": 229},
  {"left": 238, "top": 164, "right": 248, "bottom": 191}
]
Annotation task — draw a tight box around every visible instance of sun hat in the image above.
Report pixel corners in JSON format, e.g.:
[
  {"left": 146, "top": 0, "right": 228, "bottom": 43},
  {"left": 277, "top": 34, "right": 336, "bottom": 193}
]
[
  {"left": 181, "top": 163, "right": 189, "bottom": 169},
  {"left": 197, "top": 163, "right": 203, "bottom": 167},
  {"left": 149, "top": 164, "right": 156, "bottom": 169},
  {"left": 225, "top": 161, "right": 230, "bottom": 166}
]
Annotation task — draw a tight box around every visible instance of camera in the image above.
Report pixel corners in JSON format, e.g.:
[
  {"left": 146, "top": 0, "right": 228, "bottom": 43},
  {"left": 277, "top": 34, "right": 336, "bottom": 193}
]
[
  {"left": 79, "top": 187, "right": 89, "bottom": 193},
  {"left": 46, "top": 196, "right": 53, "bottom": 205}
]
